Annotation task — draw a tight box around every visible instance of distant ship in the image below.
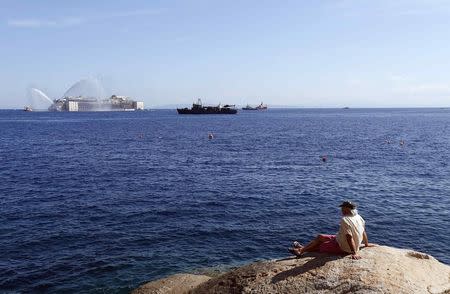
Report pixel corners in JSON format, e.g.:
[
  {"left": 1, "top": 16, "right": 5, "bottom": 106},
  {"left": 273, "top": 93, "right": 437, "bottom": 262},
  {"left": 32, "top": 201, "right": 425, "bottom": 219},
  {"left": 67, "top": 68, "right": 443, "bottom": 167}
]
[
  {"left": 177, "top": 99, "right": 237, "bottom": 114},
  {"left": 48, "top": 95, "right": 144, "bottom": 112},
  {"left": 242, "top": 104, "right": 257, "bottom": 110},
  {"left": 242, "top": 102, "right": 267, "bottom": 110},
  {"left": 23, "top": 106, "right": 33, "bottom": 112}
]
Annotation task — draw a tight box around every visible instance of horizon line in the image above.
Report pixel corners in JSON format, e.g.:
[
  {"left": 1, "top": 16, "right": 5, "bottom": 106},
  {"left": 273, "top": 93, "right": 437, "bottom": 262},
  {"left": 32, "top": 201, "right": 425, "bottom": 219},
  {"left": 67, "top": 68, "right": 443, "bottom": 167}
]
[{"left": 3, "top": 106, "right": 449, "bottom": 111}]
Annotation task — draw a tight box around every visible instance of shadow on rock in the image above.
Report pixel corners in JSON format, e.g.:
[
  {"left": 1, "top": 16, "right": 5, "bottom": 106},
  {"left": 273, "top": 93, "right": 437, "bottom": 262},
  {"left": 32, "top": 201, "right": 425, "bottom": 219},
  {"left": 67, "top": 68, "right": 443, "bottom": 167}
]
[{"left": 271, "top": 253, "right": 342, "bottom": 284}]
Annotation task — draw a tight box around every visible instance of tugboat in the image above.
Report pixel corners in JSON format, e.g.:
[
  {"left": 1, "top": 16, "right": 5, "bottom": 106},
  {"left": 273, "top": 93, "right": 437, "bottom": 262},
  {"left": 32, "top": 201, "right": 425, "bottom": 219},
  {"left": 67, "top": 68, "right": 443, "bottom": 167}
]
[
  {"left": 242, "top": 102, "right": 267, "bottom": 110},
  {"left": 242, "top": 104, "right": 257, "bottom": 110},
  {"left": 177, "top": 99, "right": 237, "bottom": 114},
  {"left": 256, "top": 102, "right": 268, "bottom": 110},
  {"left": 23, "top": 106, "right": 33, "bottom": 112}
]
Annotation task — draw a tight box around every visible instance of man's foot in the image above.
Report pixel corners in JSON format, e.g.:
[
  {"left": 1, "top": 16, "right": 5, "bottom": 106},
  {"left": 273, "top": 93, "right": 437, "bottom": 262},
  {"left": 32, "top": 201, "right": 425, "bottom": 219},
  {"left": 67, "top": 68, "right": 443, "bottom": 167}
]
[{"left": 288, "top": 247, "right": 303, "bottom": 257}]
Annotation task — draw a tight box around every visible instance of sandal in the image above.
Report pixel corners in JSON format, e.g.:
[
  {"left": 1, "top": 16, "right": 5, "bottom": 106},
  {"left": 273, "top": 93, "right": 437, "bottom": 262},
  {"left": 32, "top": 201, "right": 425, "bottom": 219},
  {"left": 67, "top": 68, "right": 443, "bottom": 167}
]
[{"left": 288, "top": 247, "right": 302, "bottom": 257}]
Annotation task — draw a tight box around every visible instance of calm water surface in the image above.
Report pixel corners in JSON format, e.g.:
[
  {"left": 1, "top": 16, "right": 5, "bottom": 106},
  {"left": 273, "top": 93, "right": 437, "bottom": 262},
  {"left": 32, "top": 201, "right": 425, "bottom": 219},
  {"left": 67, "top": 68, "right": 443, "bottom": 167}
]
[{"left": 1, "top": 108, "right": 449, "bottom": 293}]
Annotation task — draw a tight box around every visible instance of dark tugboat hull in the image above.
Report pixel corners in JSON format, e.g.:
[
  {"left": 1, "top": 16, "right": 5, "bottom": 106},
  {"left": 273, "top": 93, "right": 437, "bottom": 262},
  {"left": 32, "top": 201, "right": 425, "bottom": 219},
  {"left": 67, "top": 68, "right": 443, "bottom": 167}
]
[
  {"left": 177, "top": 108, "right": 237, "bottom": 114},
  {"left": 177, "top": 99, "right": 238, "bottom": 114}
]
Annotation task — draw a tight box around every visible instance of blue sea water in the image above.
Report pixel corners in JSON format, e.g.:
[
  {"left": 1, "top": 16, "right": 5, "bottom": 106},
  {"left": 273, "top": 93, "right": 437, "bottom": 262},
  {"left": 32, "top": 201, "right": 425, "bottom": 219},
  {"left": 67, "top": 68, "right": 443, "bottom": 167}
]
[{"left": 0, "top": 108, "right": 449, "bottom": 293}]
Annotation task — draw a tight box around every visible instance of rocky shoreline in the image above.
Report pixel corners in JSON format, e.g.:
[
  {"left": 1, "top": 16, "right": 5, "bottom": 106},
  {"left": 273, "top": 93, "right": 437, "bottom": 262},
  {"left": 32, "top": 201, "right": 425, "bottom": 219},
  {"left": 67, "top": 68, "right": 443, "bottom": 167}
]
[{"left": 132, "top": 246, "right": 450, "bottom": 294}]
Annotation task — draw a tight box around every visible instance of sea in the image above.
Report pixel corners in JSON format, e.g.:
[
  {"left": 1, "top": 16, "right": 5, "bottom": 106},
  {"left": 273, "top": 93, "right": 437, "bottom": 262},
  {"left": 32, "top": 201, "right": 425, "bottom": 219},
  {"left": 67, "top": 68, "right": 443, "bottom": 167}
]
[{"left": 1, "top": 108, "right": 449, "bottom": 293}]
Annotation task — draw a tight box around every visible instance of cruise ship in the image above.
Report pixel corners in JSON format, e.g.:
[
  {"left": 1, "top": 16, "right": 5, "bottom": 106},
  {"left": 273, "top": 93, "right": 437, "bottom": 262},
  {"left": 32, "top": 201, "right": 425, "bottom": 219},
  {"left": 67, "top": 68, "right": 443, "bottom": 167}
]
[{"left": 48, "top": 95, "right": 144, "bottom": 112}]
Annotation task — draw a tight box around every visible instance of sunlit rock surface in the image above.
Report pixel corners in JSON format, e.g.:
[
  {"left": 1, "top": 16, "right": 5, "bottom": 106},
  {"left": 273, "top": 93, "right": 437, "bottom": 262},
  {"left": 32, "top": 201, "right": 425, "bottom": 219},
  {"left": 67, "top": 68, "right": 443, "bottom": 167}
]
[
  {"left": 132, "top": 274, "right": 211, "bottom": 294},
  {"left": 133, "top": 246, "right": 450, "bottom": 294}
]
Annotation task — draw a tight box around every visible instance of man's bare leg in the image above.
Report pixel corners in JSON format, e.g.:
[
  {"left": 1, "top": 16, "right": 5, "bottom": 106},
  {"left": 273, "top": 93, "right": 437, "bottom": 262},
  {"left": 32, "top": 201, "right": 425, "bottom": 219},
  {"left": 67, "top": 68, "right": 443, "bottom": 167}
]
[{"left": 292, "top": 234, "right": 327, "bottom": 255}]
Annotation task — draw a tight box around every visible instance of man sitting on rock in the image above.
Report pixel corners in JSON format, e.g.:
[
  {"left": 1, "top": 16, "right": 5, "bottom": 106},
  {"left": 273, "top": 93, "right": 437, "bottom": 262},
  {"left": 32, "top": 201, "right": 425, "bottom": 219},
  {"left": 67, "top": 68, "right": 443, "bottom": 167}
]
[{"left": 289, "top": 201, "right": 374, "bottom": 259}]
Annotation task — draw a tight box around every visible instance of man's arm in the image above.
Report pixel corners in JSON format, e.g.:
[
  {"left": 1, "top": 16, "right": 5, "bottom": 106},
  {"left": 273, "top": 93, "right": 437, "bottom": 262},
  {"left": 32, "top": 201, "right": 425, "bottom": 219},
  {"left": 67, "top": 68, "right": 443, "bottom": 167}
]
[
  {"left": 345, "top": 234, "right": 361, "bottom": 260},
  {"left": 363, "top": 230, "right": 369, "bottom": 246},
  {"left": 362, "top": 230, "right": 376, "bottom": 247}
]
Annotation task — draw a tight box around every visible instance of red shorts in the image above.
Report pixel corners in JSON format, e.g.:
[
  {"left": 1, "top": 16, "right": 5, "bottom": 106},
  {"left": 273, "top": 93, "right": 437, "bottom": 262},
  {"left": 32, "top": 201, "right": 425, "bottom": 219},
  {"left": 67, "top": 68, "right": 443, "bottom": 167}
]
[{"left": 318, "top": 235, "right": 346, "bottom": 254}]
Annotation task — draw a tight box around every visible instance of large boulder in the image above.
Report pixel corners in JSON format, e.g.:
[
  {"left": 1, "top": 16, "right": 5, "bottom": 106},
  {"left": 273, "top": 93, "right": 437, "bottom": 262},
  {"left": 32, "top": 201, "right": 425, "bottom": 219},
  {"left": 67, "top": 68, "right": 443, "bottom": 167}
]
[
  {"left": 132, "top": 273, "right": 211, "bottom": 294},
  {"left": 134, "top": 246, "right": 450, "bottom": 294}
]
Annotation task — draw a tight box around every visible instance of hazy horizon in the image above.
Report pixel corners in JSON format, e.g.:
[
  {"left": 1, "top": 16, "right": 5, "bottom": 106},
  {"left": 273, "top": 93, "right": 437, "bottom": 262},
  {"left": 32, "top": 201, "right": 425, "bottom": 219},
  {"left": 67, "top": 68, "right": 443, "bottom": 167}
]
[{"left": 2, "top": 0, "right": 450, "bottom": 109}]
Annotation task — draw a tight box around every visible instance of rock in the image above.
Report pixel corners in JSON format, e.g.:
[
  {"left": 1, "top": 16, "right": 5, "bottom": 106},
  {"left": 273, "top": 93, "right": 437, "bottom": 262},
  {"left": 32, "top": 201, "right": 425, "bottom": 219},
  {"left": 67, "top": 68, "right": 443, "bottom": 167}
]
[
  {"left": 132, "top": 273, "right": 211, "bottom": 294},
  {"left": 134, "top": 246, "right": 450, "bottom": 294}
]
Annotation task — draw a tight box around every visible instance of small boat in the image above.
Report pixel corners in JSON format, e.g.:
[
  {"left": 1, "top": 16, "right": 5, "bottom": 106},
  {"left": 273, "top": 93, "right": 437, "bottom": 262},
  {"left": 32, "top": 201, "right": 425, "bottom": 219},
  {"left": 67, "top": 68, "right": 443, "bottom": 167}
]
[
  {"left": 242, "top": 102, "right": 267, "bottom": 110},
  {"left": 24, "top": 106, "right": 33, "bottom": 112},
  {"left": 256, "top": 102, "right": 267, "bottom": 110},
  {"left": 242, "top": 104, "right": 257, "bottom": 110},
  {"left": 177, "top": 99, "right": 237, "bottom": 114}
]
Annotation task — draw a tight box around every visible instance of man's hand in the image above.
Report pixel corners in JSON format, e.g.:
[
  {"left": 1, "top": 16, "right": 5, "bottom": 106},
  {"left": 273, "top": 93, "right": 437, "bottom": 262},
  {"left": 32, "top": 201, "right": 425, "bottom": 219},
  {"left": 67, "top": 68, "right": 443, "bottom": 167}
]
[
  {"left": 365, "top": 243, "right": 377, "bottom": 248},
  {"left": 350, "top": 254, "right": 362, "bottom": 260}
]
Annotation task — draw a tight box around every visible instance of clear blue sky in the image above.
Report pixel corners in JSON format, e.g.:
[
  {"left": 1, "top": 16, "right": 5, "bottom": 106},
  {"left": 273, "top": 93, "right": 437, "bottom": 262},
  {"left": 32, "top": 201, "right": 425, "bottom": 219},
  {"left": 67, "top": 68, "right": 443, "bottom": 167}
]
[{"left": 1, "top": 0, "right": 450, "bottom": 108}]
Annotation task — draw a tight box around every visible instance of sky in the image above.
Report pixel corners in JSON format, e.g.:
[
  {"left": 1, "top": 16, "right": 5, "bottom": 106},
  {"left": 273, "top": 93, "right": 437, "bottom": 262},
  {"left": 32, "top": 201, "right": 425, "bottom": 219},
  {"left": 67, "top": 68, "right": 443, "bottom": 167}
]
[{"left": 1, "top": 0, "right": 450, "bottom": 108}]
